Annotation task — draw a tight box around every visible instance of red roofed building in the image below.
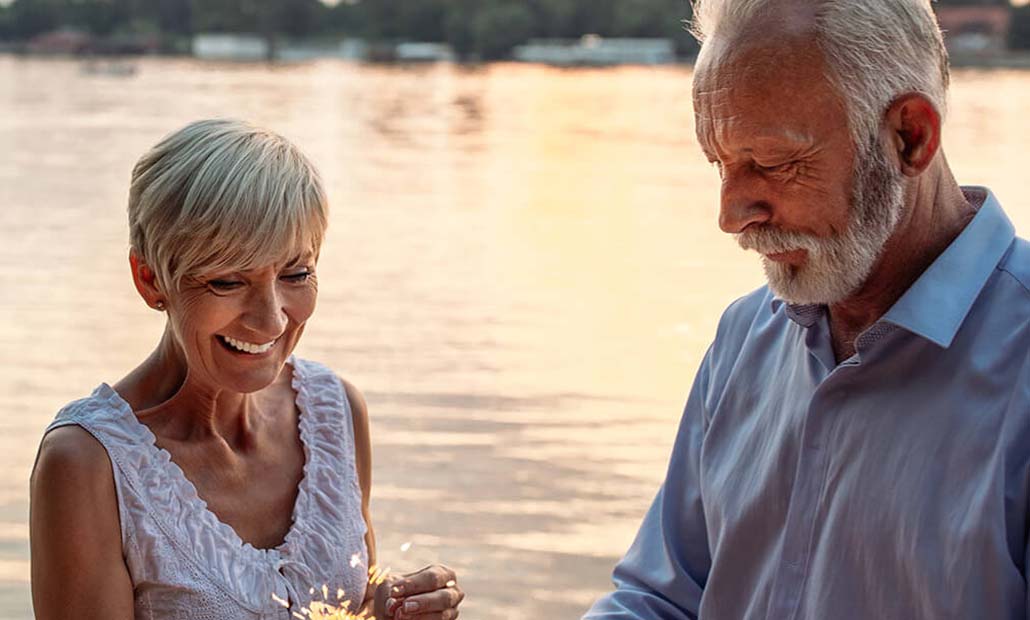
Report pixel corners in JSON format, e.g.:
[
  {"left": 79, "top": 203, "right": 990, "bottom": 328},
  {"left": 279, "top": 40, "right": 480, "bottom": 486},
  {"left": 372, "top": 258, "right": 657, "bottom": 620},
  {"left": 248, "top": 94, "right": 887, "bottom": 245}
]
[
  {"left": 26, "top": 28, "right": 95, "bottom": 55},
  {"left": 934, "top": 1, "right": 1013, "bottom": 53}
]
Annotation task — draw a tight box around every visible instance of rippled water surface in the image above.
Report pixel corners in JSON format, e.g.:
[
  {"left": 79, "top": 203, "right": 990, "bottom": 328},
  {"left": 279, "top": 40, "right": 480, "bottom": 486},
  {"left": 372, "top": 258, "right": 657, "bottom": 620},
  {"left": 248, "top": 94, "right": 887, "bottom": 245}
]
[{"left": 0, "top": 57, "right": 1027, "bottom": 618}]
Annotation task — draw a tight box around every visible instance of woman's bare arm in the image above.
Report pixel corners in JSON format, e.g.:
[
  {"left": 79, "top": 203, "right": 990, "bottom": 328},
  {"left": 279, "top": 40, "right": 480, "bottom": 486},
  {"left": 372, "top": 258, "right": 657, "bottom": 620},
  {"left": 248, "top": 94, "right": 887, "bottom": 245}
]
[
  {"left": 30, "top": 425, "right": 134, "bottom": 620},
  {"left": 342, "top": 378, "right": 380, "bottom": 613}
]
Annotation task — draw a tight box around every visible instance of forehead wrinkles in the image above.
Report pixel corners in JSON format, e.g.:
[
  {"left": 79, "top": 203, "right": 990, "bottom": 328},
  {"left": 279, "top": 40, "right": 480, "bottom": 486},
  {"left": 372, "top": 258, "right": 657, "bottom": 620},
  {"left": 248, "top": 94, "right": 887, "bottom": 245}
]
[{"left": 693, "top": 36, "right": 843, "bottom": 149}]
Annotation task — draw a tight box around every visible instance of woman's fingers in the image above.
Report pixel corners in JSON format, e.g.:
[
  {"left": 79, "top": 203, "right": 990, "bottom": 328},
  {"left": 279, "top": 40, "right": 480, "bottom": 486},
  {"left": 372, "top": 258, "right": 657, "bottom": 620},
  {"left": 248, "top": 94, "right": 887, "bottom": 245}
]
[
  {"left": 391, "top": 565, "right": 457, "bottom": 597},
  {"left": 392, "top": 586, "right": 464, "bottom": 616},
  {"left": 395, "top": 605, "right": 461, "bottom": 620},
  {"left": 385, "top": 565, "right": 463, "bottom": 619},
  {"left": 399, "top": 611, "right": 460, "bottom": 620}
]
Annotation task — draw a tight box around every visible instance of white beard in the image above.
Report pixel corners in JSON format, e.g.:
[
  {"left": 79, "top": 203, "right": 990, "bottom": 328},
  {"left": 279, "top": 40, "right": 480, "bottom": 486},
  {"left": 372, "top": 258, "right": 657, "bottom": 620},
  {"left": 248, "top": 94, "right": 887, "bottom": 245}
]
[{"left": 735, "top": 139, "right": 906, "bottom": 305}]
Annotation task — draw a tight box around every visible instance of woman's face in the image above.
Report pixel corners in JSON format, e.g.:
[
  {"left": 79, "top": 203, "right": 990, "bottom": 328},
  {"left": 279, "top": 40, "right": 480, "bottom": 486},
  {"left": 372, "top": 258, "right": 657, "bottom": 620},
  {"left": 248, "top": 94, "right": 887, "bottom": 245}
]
[{"left": 164, "top": 251, "right": 318, "bottom": 395}]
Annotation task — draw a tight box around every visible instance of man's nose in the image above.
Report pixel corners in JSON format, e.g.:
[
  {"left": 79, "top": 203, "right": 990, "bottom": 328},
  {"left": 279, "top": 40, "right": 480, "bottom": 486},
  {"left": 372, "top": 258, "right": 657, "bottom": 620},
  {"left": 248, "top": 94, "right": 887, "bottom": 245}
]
[
  {"left": 242, "top": 285, "right": 288, "bottom": 337},
  {"left": 719, "top": 173, "right": 773, "bottom": 234}
]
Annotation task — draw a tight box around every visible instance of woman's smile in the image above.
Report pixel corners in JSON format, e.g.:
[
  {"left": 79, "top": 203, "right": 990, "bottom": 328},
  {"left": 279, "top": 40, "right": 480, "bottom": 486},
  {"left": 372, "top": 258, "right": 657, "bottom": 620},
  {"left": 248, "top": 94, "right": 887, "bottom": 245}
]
[{"left": 216, "top": 334, "right": 280, "bottom": 357}]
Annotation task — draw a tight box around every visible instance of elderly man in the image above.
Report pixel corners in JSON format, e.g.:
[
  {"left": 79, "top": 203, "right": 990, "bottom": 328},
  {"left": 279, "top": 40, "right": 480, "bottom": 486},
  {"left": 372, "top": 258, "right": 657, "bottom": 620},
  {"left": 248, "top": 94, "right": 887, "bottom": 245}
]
[{"left": 585, "top": 0, "right": 1029, "bottom": 619}]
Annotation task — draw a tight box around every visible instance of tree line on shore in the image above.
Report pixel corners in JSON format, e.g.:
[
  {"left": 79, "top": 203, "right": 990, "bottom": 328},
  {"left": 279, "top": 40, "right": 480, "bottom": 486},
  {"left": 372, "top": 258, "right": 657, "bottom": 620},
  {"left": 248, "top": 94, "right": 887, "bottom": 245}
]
[
  {"left": 0, "top": 0, "right": 699, "bottom": 58},
  {"left": 0, "top": 0, "right": 1028, "bottom": 59}
]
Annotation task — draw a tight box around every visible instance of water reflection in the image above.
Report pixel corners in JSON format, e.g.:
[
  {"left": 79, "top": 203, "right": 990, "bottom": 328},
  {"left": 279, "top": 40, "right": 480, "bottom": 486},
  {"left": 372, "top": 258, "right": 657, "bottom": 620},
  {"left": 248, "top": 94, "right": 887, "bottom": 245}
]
[{"left": 1, "top": 57, "right": 1027, "bottom": 618}]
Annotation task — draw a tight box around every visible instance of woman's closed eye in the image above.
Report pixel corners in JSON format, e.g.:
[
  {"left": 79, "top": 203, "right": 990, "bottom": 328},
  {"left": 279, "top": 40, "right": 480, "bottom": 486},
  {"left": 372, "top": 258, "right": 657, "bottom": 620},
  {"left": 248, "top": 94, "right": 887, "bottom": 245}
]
[
  {"left": 207, "top": 279, "right": 243, "bottom": 291},
  {"left": 282, "top": 270, "right": 312, "bottom": 283}
]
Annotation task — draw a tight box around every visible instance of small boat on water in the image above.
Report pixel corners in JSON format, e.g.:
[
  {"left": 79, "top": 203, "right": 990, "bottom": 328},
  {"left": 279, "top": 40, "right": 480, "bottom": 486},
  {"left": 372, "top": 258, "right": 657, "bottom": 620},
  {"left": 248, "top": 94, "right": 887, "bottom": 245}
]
[{"left": 80, "top": 59, "right": 138, "bottom": 77}]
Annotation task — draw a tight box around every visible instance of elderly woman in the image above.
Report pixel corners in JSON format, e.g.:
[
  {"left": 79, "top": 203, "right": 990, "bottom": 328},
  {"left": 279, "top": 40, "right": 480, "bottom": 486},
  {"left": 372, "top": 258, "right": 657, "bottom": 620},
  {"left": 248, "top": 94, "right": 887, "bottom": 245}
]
[{"left": 29, "top": 119, "right": 463, "bottom": 620}]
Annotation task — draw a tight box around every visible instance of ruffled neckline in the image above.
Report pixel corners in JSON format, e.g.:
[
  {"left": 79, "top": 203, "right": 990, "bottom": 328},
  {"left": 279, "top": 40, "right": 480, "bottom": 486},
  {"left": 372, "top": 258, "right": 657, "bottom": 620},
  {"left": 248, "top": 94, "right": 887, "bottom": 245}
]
[
  {"left": 93, "top": 354, "right": 315, "bottom": 565},
  {"left": 60, "top": 355, "right": 369, "bottom": 612}
]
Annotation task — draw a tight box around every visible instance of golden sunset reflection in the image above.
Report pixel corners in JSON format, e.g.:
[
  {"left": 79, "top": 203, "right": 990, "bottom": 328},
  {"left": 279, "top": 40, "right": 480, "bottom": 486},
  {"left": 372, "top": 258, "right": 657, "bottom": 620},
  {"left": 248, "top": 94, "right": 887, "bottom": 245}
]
[{"left": 2, "top": 58, "right": 1028, "bottom": 618}]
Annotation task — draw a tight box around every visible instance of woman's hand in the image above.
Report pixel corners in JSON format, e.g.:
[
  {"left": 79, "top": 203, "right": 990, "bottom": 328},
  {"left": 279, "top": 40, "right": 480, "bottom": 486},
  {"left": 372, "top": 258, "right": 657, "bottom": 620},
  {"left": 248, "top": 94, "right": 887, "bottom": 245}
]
[{"left": 375, "top": 565, "right": 464, "bottom": 620}]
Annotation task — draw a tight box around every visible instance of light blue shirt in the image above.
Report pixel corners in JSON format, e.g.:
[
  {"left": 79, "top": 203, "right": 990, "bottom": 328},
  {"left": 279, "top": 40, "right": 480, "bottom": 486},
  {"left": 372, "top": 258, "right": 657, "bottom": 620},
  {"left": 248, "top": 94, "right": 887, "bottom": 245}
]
[{"left": 585, "top": 188, "right": 1030, "bottom": 620}]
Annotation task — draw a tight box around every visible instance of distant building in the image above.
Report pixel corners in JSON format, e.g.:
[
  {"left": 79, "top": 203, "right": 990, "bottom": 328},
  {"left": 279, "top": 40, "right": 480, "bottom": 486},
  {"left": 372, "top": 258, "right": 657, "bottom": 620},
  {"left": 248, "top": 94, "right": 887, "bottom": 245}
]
[
  {"left": 257, "top": 39, "right": 369, "bottom": 62},
  {"left": 935, "top": 4, "right": 1012, "bottom": 54},
  {"left": 513, "top": 36, "right": 676, "bottom": 66},
  {"left": 338, "top": 39, "right": 369, "bottom": 61},
  {"left": 395, "top": 42, "right": 455, "bottom": 63},
  {"left": 192, "top": 33, "right": 269, "bottom": 61},
  {"left": 21, "top": 28, "right": 158, "bottom": 56},
  {"left": 27, "top": 29, "right": 94, "bottom": 55}
]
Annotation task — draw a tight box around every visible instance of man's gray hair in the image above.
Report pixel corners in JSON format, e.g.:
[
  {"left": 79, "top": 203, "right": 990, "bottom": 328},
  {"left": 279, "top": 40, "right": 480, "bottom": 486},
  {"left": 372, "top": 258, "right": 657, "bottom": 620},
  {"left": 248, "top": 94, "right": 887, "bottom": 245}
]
[
  {"left": 690, "top": 0, "right": 950, "bottom": 146},
  {"left": 128, "top": 119, "right": 329, "bottom": 293}
]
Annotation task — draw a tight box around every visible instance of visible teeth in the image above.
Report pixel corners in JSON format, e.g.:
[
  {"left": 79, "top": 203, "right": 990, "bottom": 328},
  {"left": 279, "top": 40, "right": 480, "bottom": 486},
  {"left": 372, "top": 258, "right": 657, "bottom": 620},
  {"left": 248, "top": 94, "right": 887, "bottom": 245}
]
[{"left": 222, "top": 335, "right": 275, "bottom": 354}]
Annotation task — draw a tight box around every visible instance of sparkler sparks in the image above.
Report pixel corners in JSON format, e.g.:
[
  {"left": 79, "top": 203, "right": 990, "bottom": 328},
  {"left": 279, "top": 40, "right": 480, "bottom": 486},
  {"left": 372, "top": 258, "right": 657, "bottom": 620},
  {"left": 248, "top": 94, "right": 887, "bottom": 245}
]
[
  {"left": 272, "top": 584, "right": 373, "bottom": 620},
  {"left": 272, "top": 543, "right": 463, "bottom": 620},
  {"left": 368, "top": 564, "right": 392, "bottom": 585},
  {"left": 271, "top": 563, "right": 395, "bottom": 620}
]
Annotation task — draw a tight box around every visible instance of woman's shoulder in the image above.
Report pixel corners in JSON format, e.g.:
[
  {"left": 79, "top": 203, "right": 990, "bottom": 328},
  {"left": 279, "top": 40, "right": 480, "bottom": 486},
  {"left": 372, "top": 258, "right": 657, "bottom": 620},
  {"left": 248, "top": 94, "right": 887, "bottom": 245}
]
[
  {"left": 34, "top": 424, "right": 113, "bottom": 485},
  {"left": 36, "top": 387, "right": 123, "bottom": 498},
  {"left": 32, "top": 425, "right": 118, "bottom": 531},
  {"left": 31, "top": 424, "right": 133, "bottom": 616}
]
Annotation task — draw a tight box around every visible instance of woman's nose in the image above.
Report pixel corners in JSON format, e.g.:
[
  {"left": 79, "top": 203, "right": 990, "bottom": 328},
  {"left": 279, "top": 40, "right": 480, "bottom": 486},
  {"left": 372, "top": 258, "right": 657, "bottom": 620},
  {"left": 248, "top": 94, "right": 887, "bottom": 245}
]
[{"left": 242, "top": 286, "right": 288, "bottom": 338}]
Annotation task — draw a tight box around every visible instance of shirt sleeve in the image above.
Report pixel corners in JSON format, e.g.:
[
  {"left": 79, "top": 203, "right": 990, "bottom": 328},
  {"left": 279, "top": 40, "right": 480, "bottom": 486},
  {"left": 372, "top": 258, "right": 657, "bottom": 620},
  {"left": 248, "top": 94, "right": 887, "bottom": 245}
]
[{"left": 583, "top": 349, "right": 714, "bottom": 620}]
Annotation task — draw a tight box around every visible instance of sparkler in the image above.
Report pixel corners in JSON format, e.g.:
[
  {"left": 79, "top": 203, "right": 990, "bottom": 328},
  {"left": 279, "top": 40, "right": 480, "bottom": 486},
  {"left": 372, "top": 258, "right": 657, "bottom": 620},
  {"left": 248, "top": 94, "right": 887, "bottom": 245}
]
[
  {"left": 272, "top": 585, "right": 369, "bottom": 620},
  {"left": 271, "top": 541, "right": 455, "bottom": 619},
  {"left": 271, "top": 564, "right": 392, "bottom": 620}
]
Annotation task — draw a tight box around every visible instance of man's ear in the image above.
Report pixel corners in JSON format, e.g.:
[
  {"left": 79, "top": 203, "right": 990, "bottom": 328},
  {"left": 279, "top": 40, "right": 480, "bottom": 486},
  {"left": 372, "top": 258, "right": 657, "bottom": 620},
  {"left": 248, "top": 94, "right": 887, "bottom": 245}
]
[
  {"left": 884, "top": 93, "right": 942, "bottom": 177},
  {"left": 129, "top": 251, "right": 166, "bottom": 310}
]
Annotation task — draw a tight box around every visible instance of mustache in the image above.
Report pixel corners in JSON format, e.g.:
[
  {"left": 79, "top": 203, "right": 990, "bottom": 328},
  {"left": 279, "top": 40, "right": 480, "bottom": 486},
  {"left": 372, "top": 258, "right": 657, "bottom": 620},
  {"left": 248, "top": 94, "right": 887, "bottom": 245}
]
[{"left": 734, "top": 225, "right": 823, "bottom": 255}]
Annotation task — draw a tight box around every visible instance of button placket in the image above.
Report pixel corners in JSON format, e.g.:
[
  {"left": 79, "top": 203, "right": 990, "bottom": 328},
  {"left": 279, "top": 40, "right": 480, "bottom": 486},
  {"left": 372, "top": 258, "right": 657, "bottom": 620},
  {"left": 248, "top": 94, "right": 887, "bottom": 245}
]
[{"left": 765, "top": 371, "right": 849, "bottom": 620}]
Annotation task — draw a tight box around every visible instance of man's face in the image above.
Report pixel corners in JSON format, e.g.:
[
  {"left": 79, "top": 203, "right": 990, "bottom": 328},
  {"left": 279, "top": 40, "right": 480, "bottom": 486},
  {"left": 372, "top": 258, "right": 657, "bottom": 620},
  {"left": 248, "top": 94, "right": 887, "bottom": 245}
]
[{"left": 693, "top": 35, "right": 905, "bottom": 305}]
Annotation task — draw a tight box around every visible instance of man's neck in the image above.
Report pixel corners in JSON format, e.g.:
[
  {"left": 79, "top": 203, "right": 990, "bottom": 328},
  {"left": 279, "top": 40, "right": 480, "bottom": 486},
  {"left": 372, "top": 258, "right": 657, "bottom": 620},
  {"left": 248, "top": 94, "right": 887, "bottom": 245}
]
[{"left": 827, "top": 160, "right": 977, "bottom": 363}]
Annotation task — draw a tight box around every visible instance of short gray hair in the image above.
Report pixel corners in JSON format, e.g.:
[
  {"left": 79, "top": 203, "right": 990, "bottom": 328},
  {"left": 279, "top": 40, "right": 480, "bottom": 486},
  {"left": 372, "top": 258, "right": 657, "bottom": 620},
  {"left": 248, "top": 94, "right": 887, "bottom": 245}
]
[
  {"left": 690, "top": 0, "right": 950, "bottom": 146},
  {"left": 128, "top": 119, "right": 329, "bottom": 292}
]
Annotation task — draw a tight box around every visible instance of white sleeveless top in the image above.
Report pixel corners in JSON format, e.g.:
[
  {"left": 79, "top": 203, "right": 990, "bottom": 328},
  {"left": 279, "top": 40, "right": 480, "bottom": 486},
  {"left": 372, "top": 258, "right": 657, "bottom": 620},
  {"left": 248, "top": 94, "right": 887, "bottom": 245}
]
[{"left": 44, "top": 357, "right": 369, "bottom": 620}]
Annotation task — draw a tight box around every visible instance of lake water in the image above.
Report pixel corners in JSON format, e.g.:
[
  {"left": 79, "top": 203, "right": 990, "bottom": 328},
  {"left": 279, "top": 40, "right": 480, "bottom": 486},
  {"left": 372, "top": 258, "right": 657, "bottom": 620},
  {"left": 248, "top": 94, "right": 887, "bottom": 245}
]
[{"left": 0, "top": 57, "right": 1027, "bottom": 619}]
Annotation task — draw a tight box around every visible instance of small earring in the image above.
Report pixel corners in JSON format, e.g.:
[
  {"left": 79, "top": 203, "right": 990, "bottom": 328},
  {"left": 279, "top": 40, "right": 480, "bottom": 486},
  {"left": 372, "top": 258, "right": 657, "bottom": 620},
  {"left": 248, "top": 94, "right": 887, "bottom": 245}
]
[{"left": 155, "top": 301, "right": 166, "bottom": 311}]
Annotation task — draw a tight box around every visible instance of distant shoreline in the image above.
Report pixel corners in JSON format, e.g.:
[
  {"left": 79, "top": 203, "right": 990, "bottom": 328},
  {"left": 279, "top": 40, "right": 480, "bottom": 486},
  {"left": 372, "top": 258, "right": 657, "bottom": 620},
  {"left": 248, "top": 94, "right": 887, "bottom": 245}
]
[
  {"left": 948, "top": 52, "right": 1030, "bottom": 69},
  {"left": 3, "top": 49, "right": 1030, "bottom": 70}
]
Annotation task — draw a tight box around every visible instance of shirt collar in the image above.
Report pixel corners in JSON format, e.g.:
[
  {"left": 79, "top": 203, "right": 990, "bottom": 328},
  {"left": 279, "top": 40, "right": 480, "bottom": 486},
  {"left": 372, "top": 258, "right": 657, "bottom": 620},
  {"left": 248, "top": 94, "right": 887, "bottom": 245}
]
[{"left": 771, "top": 187, "right": 1016, "bottom": 347}]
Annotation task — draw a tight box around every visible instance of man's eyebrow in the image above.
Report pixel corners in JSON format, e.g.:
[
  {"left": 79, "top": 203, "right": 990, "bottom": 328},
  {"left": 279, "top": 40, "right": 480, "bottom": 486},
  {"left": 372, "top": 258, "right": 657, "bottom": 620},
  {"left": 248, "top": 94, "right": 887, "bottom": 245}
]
[{"left": 753, "top": 131, "right": 813, "bottom": 146}]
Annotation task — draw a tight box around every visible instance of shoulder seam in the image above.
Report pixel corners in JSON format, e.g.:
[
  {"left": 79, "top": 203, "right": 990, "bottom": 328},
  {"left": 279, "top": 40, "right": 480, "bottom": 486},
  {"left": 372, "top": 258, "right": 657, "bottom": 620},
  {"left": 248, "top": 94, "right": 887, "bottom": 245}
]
[{"left": 996, "top": 264, "right": 1030, "bottom": 297}]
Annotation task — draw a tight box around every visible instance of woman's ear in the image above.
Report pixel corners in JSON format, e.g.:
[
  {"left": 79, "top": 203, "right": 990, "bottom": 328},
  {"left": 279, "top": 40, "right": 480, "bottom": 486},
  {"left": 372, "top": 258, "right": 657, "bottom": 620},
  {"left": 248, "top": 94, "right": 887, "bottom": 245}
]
[
  {"left": 129, "top": 251, "right": 166, "bottom": 311},
  {"left": 884, "top": 93, "right": 942, "bottom": 178}
]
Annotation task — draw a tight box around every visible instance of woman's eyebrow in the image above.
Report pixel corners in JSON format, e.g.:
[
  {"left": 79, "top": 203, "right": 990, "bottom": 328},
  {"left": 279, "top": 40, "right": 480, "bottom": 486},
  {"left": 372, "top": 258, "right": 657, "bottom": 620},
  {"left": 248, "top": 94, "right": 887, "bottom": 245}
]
[{"left": 284, "top": 253, "right": 314, "bottom": 267}]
